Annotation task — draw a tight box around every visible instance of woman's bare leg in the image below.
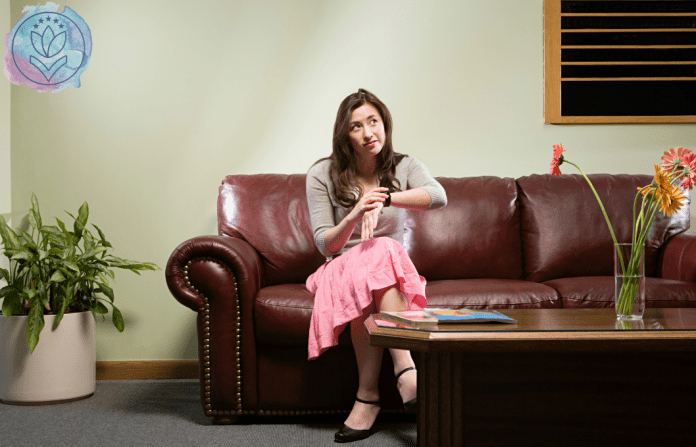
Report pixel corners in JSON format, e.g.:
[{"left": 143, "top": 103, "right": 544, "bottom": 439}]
[
  {"left": 343, "top": 284, "right": 418, "bottom": 429},
  {"left": 378, "top": 285, "right": 418, "bottom": 404},
  {"left": 344, "top": 299, "right": 382, "bottom": 430}
]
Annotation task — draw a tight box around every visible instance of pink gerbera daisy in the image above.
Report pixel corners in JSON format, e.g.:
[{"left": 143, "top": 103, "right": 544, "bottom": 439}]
[
  {"left": 549, "top": 144, "right": 565, "bottom": 176},
  {"left": 679, "top": 152, "right": 696, "bottom": 190},
  {"left": 661, "top": 147, "right": 691, "bottom": 173}
]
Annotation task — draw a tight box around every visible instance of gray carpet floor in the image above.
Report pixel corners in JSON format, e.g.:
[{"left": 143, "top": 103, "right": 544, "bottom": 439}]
[{"left": 0, "top": 380, "right": 417, "bottom": 447}]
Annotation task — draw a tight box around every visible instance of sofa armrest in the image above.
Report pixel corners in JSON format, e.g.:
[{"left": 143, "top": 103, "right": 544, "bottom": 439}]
[
  {"left": 660, "top": 232, "right": 696, "bottom": 283},
  {"left": 166, "top": 235, "right": 262, "bottom": 311},
  {"left": 165, "top": 235, "right": 263, "bottom": 420}
]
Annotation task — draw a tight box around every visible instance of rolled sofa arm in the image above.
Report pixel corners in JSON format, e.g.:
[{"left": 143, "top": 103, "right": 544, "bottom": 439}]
[
  {"left": 165, "top": 235, "right": 263, "bottom": 422},
  {"left": 660, "top": 232, "right": 696, "bottom": 283},
  {"left": 166, "top": 235, "right": 263, "bottom": 311}
]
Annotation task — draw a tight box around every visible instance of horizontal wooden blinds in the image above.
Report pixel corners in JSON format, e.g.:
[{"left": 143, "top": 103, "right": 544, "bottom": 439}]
[{"left": 544, "top": 0, "right": 696, "bottom": 123}]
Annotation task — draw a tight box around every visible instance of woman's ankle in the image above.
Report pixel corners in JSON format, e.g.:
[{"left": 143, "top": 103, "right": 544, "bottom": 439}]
[
  {"left": 395, "top": 368, "right": 417, "bottom": 403},
  {"left": 394, "top": 363, "right": 415, "bottom": 377},
  {"left": 344, "top": 397, "right": 381, "bottom": 430},
  {"left": 356, "top": 388, "right": 380, "bottom": 403}
]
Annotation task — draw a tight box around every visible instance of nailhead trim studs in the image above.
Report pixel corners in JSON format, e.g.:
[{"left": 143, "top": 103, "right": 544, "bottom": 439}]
[
  {"left": 183, "top": 255, "right": 372, "bottom": 418},
  {"left": 184, "top": 257, "right": 240, "bottom": 417}
]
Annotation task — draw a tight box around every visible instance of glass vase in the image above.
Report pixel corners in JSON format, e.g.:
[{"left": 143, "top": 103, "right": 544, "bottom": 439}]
[{"left": 614, "top": 243, "right": 645, "bottom": 320}]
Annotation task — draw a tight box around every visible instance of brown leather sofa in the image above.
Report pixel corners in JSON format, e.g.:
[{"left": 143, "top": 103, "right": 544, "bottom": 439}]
[{"left": 166, "top": 173, "right": 696, "bottom": 424}]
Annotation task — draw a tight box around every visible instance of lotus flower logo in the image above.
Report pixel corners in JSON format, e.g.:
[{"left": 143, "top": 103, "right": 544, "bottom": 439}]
[
  {"left": 30, "top": 25, "right": 68, "bottom": 80},
  {"left": 3, "top": 3, "right": 92, "bottom": 93}
]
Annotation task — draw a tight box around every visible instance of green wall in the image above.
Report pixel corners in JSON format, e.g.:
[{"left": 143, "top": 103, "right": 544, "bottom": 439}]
[
  {"left": 1, "top": 0, "right": 9, "bottom": 217},
  {"left": 6, "top": 0, "right": 696, "bottom": 360},
  {"left": 1, "top": 0, "right": 10, "bottom": 283}
]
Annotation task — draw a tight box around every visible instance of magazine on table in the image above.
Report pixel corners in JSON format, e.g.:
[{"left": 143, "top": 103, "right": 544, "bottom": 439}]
[{"left": 379, "top": 308, "right": 517, "bottom": 326}]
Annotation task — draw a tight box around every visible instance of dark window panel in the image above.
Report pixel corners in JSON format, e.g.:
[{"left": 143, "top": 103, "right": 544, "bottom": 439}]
[
  {"left": 562, "top": 1, "right": 696, "bottom": 14},
  {"left": 562, "top": 64, "right": 696, "bottom": 77},
  {"left": 561, "top": 80, "right": 696, "bottom": 116},
  {"left": 562, "top": 16, "right": 696, "bottom": 30},
  {"left": 563, "top": 32, "right": 696, "bottom": 46},
  {"left": 562, "top": 48, "right": 696, "bottom": 62}
]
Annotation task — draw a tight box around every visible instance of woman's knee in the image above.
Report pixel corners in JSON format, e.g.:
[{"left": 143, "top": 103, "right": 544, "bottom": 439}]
[
  {"left": 372, "top": 236, "right": 393, "bottom": 248},
  {"left": 372, "top": 282, "right": 399, "bottom": 299},
  {"left": 375, "top": 284, "right": 407, "bottom": 311},
  {"left": 373, "top": 237, "right": 411, "bottom": 259},
  {"left": 361, "top": 236, "right": 392, "bottom": 250}
]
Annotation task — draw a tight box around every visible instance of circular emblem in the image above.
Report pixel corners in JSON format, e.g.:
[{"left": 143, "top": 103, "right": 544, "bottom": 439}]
[{"left": 3, "top": 4, "right": 92, "bottom": 92}]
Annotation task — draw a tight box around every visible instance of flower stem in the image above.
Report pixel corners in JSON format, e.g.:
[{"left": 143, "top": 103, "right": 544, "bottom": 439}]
[
  {"left": 564, "top": 160, "right": 621, "bottom": 255},
  {"left": 632, "top": 190, "right": 645, "bottom": 253}
]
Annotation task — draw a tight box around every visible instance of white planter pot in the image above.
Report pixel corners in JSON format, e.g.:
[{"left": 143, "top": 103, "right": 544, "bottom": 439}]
[{"left": 0, "top": 311, "right": 96, "bottom": 405}]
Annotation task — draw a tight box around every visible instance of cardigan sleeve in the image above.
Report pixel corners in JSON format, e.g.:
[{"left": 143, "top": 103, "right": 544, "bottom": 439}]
[
  {"left": 306, "top": 162, "right": 337, "bottom": 259},
  {"left": 405, "top": 157, "right": 448, "bottom": 209}
]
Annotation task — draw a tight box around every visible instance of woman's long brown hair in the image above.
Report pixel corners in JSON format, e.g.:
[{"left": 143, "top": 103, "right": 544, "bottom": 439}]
[{"left": 312, "top": 88, "right": 406, "bottom": 208}]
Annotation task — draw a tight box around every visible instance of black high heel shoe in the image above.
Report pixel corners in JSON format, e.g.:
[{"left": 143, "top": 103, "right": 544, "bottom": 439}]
[
  {"left": 395, "top": 366, "right": 417, "bottom": 414},
  {"left": 334, "top": 397, "right": 380, "bottom": 443}
]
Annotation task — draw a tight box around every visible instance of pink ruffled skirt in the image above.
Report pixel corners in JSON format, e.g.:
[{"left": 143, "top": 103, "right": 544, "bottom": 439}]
[{"left": 306, "top": 237, "right": 427, "bottom": 360}]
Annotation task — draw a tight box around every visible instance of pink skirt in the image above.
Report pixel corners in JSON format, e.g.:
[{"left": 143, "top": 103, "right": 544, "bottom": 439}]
[{"left": 306, "top": 237, "right": 427, "bottom": 360}]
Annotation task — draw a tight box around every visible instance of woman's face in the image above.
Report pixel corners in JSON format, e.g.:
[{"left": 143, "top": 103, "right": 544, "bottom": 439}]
[{"left": 348, "top": 103, "right": 385, "bottom": 161}]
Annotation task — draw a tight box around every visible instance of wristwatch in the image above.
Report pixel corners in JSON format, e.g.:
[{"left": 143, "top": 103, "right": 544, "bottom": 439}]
[{"left": 384, "top": 190, "right": 391, "bottom": 207}]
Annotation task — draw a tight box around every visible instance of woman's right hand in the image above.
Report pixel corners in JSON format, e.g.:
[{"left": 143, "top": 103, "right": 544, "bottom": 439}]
[{"left": 349, "top": 187, "right": 389, "bottom": 224}]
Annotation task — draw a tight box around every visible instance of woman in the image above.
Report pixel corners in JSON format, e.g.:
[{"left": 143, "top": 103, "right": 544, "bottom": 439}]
[{"left": 305, "top": 88, "right": 447, "bottom": 443}]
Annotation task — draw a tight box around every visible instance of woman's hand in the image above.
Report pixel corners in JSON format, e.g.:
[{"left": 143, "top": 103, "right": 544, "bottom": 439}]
[
  {"left": 348, "top": 186, "right": 389, "bottom": 224},
  {"left": 361, "top": 202, "right": 383, "bottom": 241}
]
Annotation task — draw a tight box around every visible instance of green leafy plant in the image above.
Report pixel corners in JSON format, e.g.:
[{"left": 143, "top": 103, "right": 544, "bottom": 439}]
[{"left": 0, "top": 194, "right": 159, "bottom": 352}]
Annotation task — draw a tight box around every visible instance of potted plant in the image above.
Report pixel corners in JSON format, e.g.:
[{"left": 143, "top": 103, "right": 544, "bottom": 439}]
[{"left": 0, "top": 194, "right": 158, "bottom": 404}]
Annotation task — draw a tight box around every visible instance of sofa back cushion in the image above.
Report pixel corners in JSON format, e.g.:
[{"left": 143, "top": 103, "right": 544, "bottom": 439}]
[
  {"left": 405, "top": 176, "right": 524, "bottom": 280},
  {"left": 518, "top": 174, "right": 690, "bottom": 282},
  {"left": 218, "top": 174, "right": 325, "bottom": 286},
  {"left": 219, "top": 174, "right": 525, "bottom": 286}
]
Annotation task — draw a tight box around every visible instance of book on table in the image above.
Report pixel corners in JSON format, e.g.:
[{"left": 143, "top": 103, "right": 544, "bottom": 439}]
[{"left": 379, "top": 308, "right": 517, "bottom": 326}]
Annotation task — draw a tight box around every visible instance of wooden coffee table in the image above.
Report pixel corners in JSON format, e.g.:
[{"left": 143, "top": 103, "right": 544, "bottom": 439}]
[{"left": 365, "top": 308, "right": 696, "bottom": 447}]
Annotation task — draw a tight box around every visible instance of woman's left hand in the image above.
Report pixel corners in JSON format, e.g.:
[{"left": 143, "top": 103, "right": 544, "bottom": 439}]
[{"left": 361, "top": 201, "right": 383, "bottom": 241}]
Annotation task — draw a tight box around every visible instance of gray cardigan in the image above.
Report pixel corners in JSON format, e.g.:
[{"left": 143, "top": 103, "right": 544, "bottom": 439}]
[{"left": 306, "top": 156, "right": 447, "bottom": 260}]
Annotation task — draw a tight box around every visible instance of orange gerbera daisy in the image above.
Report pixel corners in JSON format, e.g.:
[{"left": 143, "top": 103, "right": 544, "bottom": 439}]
[
  {"left": 549, "top": 144, "right": 565, "bottom": 176},
  {"left": 639, "top": 165, "right": 665, "bottom": 197},
  {"left": 640, "top": 165, "right": 686, "bottom": 217},
  {"left": 660, "top": 185, "right": 686, "bottom": 217}
]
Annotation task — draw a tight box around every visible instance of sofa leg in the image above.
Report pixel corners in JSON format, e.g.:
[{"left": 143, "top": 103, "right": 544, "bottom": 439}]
[{"left": 212, "top": 415, "right": 241, "bottom": 425}]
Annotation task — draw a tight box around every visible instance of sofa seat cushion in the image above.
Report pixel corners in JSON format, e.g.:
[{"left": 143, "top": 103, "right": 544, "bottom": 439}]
[
  {"left": 256, "top": 284, "right": 312, "bottom": 346},
  {"left": 255, "top": 278, "right": 562, "bottom": 346},
  {"left": 424, "top": 279, "right": 561, "bottom": 309},
  {"left": 544, "top": 276, "right": 696, "bottom": 308},
  {"left": 254, "top": 284, "right": 353, "bottom": 347}
]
